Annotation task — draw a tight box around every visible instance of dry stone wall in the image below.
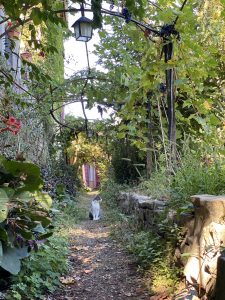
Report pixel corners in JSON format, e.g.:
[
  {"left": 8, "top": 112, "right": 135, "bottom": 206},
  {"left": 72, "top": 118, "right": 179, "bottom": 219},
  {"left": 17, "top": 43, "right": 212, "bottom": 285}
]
[
  {"left": 117, "top": 192, "right": 166, "bottom": 228},
  {"left": 180, "top": 195, "right": 225, "bottom": 299},
  {"left": 117, "top": 192, "right": 225, "bottom": 299}
]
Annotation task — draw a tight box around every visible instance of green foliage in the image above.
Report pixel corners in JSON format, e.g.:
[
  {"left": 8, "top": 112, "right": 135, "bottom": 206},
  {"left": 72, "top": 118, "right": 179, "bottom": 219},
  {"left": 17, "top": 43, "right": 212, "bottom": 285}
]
[
  {"left": 111, "top": 139, "right": 145, "bottom": 184},
  {"left": 171, "top": 152, "right": 225, "bottom": 206},
  {"left": 91, "top": 0, "right": 103, "bottom": 28},
  {"left": 7, "top": 234, "right": 69, "bottom": 300},
  {"left": 105, "top": 199, "right": 180, "bottom": 295},
  {"left": 126, "top": 228, "right": 179, "bottom": 295},
  {"left": 127, "top": 231, "right": 163, "bottom": 267},
  {"left": 149, "top": 260, "right": 179, "bottom": 295},
  {"left": 5, "top": 190, "right": 84, "bottom": 299},
  {"left": 101, "top": 180, "right": 127, "bottom": 208},
  {"left": 138, "top": 144, "right": 225, "bottom": 206},
  {"left": 67, "top": 131, "right": 110, "bottom": 186},
  {"left": 0, "top": 156, "right": 53, "bottom": 275},
  {"left": 90, "top": 0, "right": 225, "bottom": 174},
  {"left": 55, "top": 201, "right": 86, "bottom": 229},
  {"left": 138, "top": 167, "right": 171, "bottom": 199}
]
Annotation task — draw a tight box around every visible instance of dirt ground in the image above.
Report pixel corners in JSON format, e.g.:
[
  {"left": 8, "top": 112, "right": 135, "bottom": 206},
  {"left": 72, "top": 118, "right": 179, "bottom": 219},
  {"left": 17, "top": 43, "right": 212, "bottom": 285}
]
[{"left": 49, "top": 193, "right": 152, "bottom": 300}]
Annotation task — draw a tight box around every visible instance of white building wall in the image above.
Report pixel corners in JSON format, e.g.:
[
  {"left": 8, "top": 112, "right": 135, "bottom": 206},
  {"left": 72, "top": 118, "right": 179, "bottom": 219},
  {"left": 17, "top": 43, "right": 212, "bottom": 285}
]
[{"left": 0, "top": 6, "right": 5, "bottom": 55}]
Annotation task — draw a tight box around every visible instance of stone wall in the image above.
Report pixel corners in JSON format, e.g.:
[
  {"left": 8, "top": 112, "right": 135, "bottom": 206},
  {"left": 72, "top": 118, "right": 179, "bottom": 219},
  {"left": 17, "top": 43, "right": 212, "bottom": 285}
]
[
  {"left": 117, "top": 192, "right": 166, "bottom": 228},
  {"left": 180, "top": 195, "right": 225, "bottom": 299},
  {"left": 117, "top": 192, "right": 225, "bottom": 299}
]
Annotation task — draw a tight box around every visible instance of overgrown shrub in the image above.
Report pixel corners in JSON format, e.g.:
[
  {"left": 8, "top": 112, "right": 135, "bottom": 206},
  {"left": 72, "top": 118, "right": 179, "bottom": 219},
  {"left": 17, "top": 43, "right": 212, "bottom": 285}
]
[
  {"left": 111, "top": 139, "right": 145, "bottom": 184},
  {"left": 5, "top": 196, "right": 85, "bottom": 299},
  {"left": 0, "top": 156, "right": 53, "bottom": 276},
  {"left": 171, "top": 153, "right": 225, "bottom": 205},
  {"left": 127, "top": 231, "right": 163, "bottom": 267},
  {"left": 111, "top": 216, "right": 180, "bottom": 295},
  {"left": 7, "top": 234, "right": 69, "bottom": 300},
  {"left": 101, "top": 180, "right": 127, "bottom": 208},
  {"left": 138, "top": 167, "right": 171, "bottom": 199},
  {"left": 137, "top": 151, "right": 225, "bottom": 207}
]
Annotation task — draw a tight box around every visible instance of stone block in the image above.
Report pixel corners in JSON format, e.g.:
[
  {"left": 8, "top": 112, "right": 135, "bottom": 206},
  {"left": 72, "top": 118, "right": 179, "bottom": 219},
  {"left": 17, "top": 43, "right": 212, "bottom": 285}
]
[
  {"left": 182, "top": 195, "right": 225, "bottom": 298},
  {"left": 117, "top": 192, "right": 167, "bottom": 228}
]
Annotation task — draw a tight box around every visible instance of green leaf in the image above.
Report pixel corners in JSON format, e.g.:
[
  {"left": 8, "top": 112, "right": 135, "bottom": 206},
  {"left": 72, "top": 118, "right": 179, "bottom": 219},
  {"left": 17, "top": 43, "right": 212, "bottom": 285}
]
[
  {"left": 0, "top": 246, "right": 21, "bottom": 275},
  {"left": 117, "top": 132, "right": 126, "bottom": 138},
  {"left": 28, "top": 213, "right": 52, "bottom": 227},
  {"left": 0, "top": 241, "right": 2, "bottom": 264},
  {"left": 33, "top": 192, "right": 52, "bottom": 211},
  {"left": 14, "top": 191, "right": 33, "bottom": 203},
  {"left": 16, "top": 227, "right": 33, "bottom": 240},
  {"left": 33, "top": 223, "right": 45, "bottom": 234},
  {"left": 2, "top": 187, "right": 14, "bottom": 198},
  {"left": 37, "top": 232, "right": 53, "bottom": 240},
  {"left": 0, "top": 189, "right": 9, "bottom": 222},
  {"left": 0, "top": 227, "right": 8, "bottom": 242},
  {"left": 30, "top": 7, "right": 43, "bottom": 25},
  {"left": 3, "top": 161, "right": 43, "bottom": 192}
]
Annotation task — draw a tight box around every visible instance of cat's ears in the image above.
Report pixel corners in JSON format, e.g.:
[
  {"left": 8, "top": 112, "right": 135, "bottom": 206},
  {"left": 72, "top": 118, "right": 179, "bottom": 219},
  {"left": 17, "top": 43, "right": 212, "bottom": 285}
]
[{"left": 94, "top": 195, "right": 102, "bottom": 201}]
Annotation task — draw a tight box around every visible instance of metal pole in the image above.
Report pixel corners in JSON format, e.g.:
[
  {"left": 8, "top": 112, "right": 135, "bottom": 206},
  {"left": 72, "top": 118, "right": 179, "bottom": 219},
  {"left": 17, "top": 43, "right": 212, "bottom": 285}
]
[{"left": 164, "top": 40, "right": 176, "bottom": 163}]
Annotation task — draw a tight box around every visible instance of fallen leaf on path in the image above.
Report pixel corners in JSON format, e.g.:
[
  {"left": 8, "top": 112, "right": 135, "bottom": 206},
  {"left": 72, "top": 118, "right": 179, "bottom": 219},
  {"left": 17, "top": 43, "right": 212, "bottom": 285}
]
[
  {"left": 83, "top": 257, "right": 92, "bottom": 263},
  {"left": 70, "top": 246, "right": 82, "bottom": 251},
  {"left": 74, "top": 276, "right": 81, "bottom": 281},
  {"left": 82, "top": 246, "right": 89, "bottom": 250},
  {"left": 60, "top": 276, "right": 76, "bottom": 284},
  {"left": 84, "top": 268, "right": 94, "bottom": 274}
]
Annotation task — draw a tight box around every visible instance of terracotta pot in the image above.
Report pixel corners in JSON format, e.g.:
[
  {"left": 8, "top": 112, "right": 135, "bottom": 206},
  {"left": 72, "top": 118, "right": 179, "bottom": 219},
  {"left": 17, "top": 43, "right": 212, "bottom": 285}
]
[{"left": 20, "top": 52, "right": 32, "bottom": 62}]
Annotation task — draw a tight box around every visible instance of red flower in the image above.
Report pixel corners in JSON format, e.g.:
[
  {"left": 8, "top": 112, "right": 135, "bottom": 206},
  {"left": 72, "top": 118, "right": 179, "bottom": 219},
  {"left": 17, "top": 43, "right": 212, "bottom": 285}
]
[
  {"left": 15, "top": 120, "right": 21, "bottom": 129},
  {"left": 0, "top": 116, "right": 22, "bottom": 135},
  {"left": 7, "top": 116, "right": 17, "bottom": 125},
  {"left": 7, "top": 127, "right": 20, "bottom": 135}
]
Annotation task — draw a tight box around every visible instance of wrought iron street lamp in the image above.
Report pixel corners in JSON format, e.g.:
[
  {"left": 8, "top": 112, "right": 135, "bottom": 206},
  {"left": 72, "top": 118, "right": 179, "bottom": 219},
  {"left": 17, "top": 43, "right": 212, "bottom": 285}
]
[{"left": 71, "top": 4, "right": 93, "bottom": 42}]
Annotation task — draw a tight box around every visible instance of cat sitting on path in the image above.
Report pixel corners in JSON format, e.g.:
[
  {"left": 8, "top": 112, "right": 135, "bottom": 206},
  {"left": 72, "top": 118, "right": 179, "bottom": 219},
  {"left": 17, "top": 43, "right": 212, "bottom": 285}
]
[{"left": 89, "top": 195, "right": 102, "bottom": 221}]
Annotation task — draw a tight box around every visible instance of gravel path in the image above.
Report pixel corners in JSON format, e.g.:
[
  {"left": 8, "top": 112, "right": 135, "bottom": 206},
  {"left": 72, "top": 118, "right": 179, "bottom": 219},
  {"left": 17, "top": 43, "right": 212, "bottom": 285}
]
[{"left": 50, "top": 193, "right": 151, "bottom": 300}]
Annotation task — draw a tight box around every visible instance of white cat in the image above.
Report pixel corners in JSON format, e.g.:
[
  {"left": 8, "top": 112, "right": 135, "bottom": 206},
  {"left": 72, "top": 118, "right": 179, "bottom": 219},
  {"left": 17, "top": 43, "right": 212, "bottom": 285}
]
[{"left": 90, "top": 195, "right": 102, "bottom": 221}]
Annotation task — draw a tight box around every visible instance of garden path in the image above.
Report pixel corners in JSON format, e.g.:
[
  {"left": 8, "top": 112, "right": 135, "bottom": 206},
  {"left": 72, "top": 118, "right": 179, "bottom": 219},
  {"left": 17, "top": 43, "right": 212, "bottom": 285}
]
[{"left": 49, "top": 192, "right": 152, "bottom": 300}]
